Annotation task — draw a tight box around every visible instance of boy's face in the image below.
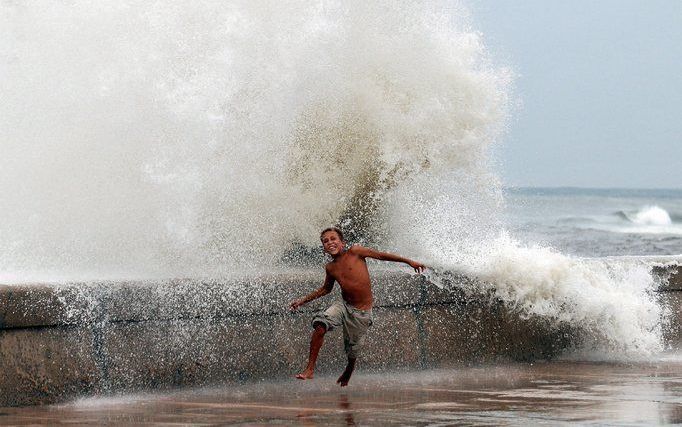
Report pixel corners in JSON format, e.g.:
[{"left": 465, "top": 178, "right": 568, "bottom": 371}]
[{"left": 321, "top": 230, "right": 345, "bottom": 256}]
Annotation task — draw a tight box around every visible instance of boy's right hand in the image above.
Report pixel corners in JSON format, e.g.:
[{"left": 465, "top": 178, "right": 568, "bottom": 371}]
[{"left": 290, "top": 299, "right": 304, "bottom": 311}]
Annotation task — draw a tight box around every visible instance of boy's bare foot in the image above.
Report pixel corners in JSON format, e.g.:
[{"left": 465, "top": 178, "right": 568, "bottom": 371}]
[
  {"left": 336, "top": 371, "right": 351, "bottom": 387},
  {"left": 336, "top": 358, "right": 356, "bottom": 387},
  {"left": 295, "top": 369, "right": 314, "bottom": 380}
]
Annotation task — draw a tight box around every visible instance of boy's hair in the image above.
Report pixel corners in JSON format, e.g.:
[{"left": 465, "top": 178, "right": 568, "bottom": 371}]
[{"left": 320, "top": 226, "right": 344, "bottom": 241}]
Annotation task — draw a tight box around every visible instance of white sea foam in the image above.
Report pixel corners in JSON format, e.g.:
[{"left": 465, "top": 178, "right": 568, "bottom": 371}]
[
  {"left": 420, "top": 233, "right": 665, "bottom": 358},
  {"left": 630, "top": 206, "right": 672, "bottom": 226}
]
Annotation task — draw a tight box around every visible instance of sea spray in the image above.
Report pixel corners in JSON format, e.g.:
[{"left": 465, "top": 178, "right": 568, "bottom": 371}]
[
  {"left": 423, "top": 234, "right": 665, "bottom": 358},
  {"left": 1, "top": 0, "right": 509, "bottom": 278}
]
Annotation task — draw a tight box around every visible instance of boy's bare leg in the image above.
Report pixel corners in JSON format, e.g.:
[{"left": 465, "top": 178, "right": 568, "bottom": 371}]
[
  {"left": 336, "top": 357, "right": 356, "bottom": 387},
  {"left": 296, "top": 324, "right": 326, "bottom": 380}
]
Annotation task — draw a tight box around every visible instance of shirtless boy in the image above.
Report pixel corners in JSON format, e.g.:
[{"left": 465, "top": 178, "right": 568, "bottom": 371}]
[{"left": 290, "top": 227, "right": 425, "bottom": 386}]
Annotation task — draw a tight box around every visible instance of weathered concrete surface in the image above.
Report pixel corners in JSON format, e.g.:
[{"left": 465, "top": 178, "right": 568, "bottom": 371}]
[
  {"left": 0, "top": 265, "right": 679, "bottom": 407},
  {"left": 653, "top": 263, "right": 682, "bottom": 290},
  {"left": 653, "top": 264, "right": 682, "bottom": 347}
]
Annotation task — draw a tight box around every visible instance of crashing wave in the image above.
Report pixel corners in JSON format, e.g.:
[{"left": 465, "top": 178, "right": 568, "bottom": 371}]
[{"left": 620, "top": 206, "right": 673, "bottom": 226}]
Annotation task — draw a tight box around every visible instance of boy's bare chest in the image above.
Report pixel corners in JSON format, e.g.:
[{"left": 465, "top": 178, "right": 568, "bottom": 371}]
[{"left": 328, "top": 257, "right": 371, "bottom": 287}]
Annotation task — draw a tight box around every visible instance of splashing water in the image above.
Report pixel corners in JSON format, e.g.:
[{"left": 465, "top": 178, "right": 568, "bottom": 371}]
[
  {"left": 0, "top": 1, "right": 666, "bottom": 357},
  {"left": 1, "top": 0, "right": 508, "bottom": 278},
  {"left": 431, "top": 234, "right": 665, "bottom": 358}
]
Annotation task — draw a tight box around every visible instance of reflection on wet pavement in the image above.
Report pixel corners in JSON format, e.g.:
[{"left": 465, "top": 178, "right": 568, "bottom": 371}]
[{"left": 1, "top": 360, "right": 681, "bottom": 425}]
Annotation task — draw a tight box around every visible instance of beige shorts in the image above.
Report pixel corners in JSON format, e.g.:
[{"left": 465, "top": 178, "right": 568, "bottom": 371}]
[{"left": 312, "top": 300, "right": 373, "bottom": 359}]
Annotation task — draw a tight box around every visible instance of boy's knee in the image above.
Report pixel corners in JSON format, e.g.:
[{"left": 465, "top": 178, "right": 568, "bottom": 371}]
[{"left": 313, "top": 322, "right": 328, "bottom": 333}]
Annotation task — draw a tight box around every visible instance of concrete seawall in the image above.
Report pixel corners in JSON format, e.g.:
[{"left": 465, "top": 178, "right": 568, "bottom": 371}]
[{"left": 1, "top": 266, "right": 680, "bottom": 407}]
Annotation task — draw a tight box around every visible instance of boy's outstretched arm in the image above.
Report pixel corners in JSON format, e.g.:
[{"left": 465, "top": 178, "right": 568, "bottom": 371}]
[
  {"left": 352, "top": 245, "right": 426, "bottom": 273},
  {"left": 290, "top": 270, "right": 335, "bottom": 310}
]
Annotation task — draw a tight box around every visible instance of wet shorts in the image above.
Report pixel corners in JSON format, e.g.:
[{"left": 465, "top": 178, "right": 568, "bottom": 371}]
[{"left": 312, "top": 300, "right": 373, "bottom": 359}]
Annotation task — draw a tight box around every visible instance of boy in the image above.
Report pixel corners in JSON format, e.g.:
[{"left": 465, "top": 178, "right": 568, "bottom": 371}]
[{"left": 290, "top": 227, "right": 425, "bottom": 386}]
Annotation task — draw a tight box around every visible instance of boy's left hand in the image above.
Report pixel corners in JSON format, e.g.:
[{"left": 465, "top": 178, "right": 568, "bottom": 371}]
[{"left": 408, "top": 261, "right": 426, "bottom": 273}]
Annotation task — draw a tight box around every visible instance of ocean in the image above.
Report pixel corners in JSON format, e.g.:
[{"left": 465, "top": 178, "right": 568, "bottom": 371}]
[{"left": 505, "top": 187, "right": 682, "bottom": 257}]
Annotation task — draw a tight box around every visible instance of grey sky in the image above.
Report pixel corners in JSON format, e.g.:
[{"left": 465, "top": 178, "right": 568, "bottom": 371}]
[{"left": 469, "top": 0, "right": 682, "bottom": 189}]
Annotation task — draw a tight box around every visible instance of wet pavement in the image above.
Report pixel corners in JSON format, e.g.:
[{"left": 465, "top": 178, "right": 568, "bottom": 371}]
[{"left": 1, "top": 359, "right": 681, "bottom": 426}]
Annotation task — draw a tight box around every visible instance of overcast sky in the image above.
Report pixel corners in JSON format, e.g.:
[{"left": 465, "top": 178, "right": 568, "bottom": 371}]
[{"left": 469, "top": 0, "right": 681, "bottom": 189}]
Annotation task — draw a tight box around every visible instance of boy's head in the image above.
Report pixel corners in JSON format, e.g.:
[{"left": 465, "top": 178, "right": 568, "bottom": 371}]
[{"left": 320, "top": 227, "right": 345, "bottom": 256}]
